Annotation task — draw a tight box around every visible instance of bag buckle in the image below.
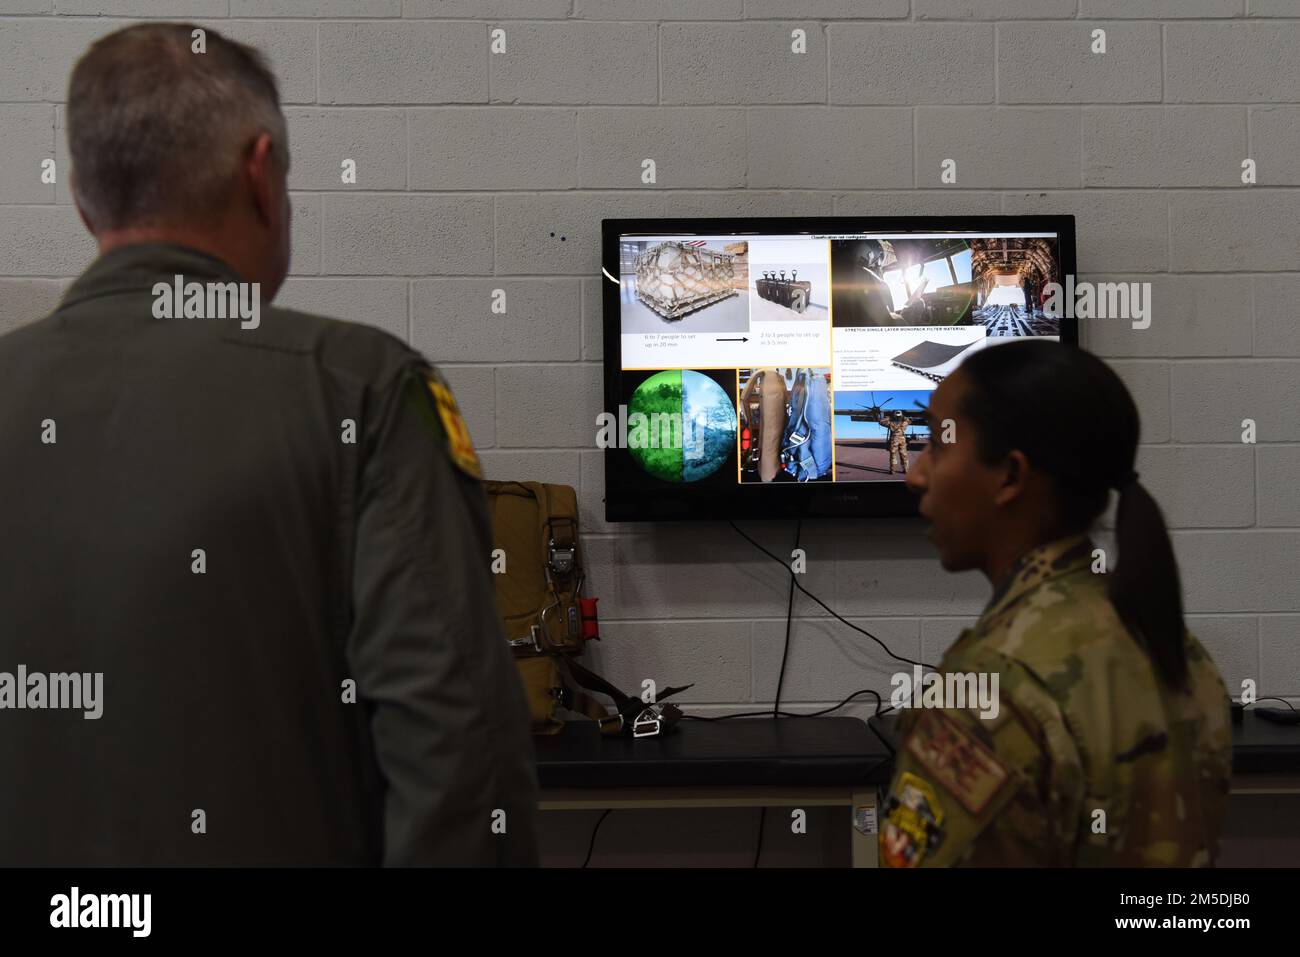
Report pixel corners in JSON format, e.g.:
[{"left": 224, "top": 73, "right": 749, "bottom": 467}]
[
  {"left": 633, "top": 712, "right": 661, "bottom": 738},
  {"left": 632, "top": 702, "right": 683, "bottom": 738},
  {"left": 549, "top": 539, "right": 575, "bottom": 576},
  {"left": 507, "top": 626, "right": 542, "bottom": 653}
]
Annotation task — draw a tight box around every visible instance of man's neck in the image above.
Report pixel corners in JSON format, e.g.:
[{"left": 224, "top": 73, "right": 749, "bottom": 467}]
[{"left": 97, "top": 226, "right": 247, "bottom": 281}]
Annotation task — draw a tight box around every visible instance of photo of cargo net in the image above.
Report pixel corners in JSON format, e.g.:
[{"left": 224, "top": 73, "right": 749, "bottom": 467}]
[{"left": 635, "top": 241, "right": 740, "bottom": 321}]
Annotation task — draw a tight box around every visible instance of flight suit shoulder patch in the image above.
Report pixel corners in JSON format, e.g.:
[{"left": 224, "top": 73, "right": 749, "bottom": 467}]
[
  {"left": 420, "top": 368, "right": 482, "bottom": 480},
  {"left": 906, "top": 709, "right": 1012, "bottom": 816}
]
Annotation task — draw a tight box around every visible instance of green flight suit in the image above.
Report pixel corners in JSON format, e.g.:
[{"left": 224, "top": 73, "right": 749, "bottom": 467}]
[{"left": 0, "top": 243, "right": 538, "bottom": 866}]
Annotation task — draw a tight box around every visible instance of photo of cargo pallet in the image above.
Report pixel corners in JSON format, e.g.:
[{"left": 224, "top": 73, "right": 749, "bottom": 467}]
[{"left": 635, "top": 240, "right": 740, "bottom": 320}]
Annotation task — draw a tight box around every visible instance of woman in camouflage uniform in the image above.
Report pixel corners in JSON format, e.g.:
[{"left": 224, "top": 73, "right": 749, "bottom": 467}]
[{"left": 882, "top": 340, "right": 1232, "bottom": 867}]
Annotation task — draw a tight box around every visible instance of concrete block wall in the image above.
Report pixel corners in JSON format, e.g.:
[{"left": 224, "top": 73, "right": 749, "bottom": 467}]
[{"left": 2, "top": 0, "right": 1297, "bottom": 865}]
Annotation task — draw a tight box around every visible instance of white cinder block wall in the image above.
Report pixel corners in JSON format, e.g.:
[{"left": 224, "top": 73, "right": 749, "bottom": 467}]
[{"left": 2, "top": 0, "right": 1297, "bottom": 866}]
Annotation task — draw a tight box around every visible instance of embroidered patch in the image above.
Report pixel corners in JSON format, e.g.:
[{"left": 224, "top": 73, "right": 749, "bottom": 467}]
[
  {"left": 905, "top": 709, "right": 1010, "bottom": 816},
  {"left": 881, "top": 772, "right": 945, "bottom": 868},
  {"left": 424, "top": 370, "right": 482, "bottom": 480}
]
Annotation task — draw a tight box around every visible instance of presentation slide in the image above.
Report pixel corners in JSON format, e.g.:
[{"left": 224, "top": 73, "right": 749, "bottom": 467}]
[{"left": 614, "top": 230, "right": 1059, "bottom": 485}]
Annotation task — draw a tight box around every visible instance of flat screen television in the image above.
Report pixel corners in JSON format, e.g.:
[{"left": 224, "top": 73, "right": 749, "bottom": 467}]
[{"left": 602, "top": 215, "right": 1077, "bottom": 522}]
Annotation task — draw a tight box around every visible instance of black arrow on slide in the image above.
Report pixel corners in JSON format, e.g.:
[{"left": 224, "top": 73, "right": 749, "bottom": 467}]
[{"left": 716, "top": 336, "right": 749, "bottom": 342}]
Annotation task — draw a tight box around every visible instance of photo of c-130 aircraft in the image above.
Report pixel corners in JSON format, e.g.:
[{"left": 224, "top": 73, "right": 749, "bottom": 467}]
[{"left": 832, "top": 390, "right": 931, "bottom": 480}]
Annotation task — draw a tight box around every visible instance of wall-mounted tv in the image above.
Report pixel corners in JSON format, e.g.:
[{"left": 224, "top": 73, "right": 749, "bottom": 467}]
[{"left": 602, "top": 216, "right": 1077, "bottom": 522}]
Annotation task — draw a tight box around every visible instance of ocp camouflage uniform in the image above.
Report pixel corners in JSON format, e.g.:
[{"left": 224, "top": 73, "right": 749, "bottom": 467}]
[
  {"left": 877, "top": 414, "right": 912, "bottom": 474},
  {"left": 880, "top": 534, "right": 1232, "bottom": 867}
]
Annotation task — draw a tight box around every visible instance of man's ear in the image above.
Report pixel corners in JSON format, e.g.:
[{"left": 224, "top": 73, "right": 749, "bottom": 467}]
[
  {"left": 69, "top": 172, "right": 96, "bottom": 238},
  {"left": 993, "top": 449, "right": 1030, "bottom": 508},
  {"left": 244, "top": 131, "right": 279, "bottom": 228}
]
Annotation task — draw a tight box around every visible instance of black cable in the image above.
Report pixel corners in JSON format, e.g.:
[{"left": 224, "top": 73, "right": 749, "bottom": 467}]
[
  {"left": 683, "top": 689, "right": 899, "bottom": 757},
  {"left": 795, "top": 688, "right": 891, "bottom": 720},
  {"left": 730, "top": 520, "right": 934, "bottom": 669},
  {"left": 865, "top": 703, "right": 898, "bottom": 759},
  {"left": 756, "top": 519, "right": 801, "bottom": 866},
  {"left": 582, "top": 808, "right": 612, "bottom": 868},
  {"left": 734, "top": 519, "right": 929, "bottom": 868},
  {"left": 1251, "top": 697, "right": 1297, "bottom": 711},
  {"left": 684, "top": 688, "right": 890, "bottom": 722},
  {"left": 860, "top": 752, "right": 896, "bottom": 781},
  {"left": 773, "top": 518, "right": 802, "bottom": 716}
]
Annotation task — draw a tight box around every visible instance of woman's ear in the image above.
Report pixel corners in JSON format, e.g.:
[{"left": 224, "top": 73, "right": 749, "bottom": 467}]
[{"left": 994, "top": 449, "right": 1031, "bottom": 508}]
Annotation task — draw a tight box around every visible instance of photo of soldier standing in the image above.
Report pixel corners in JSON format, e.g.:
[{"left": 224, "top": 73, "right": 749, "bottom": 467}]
[
  {"left": 877, "top": 408, "right": 915, "bottom": 475},
  {"left": 882, "top": 340, "right": 1232, "bottom": 867}
]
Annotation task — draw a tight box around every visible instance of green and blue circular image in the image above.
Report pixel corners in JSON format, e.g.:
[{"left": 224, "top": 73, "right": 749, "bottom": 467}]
[{"left": 628, "top": 370, "right": 737, "bottom": 482}]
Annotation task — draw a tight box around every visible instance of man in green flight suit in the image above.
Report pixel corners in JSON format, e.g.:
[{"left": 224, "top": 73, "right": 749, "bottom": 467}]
[
  {"left": 0, "top": 23, "right": 538, "bottom": 866},
  {"left": 882, "top": 341, "right": 1232, "bottom": 867}
]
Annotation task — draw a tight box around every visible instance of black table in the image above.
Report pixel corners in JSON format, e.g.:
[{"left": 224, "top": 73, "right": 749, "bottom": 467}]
[
  {"left": 1228, "top": 708, "right": 1300, "bottom": 787},
  {"left": 533, "top": 709, "right": 1300, "bottom": 867},
  {"left": 533, "top": 716, "right": 891, "bottom": 867}
]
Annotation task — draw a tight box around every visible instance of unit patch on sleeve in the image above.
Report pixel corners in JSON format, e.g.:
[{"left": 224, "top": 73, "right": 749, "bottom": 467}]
[
  {"left": 423, "top": 368, "right": 483, "bottom": 480},
  {"left": 881, "top": 772, "right": 946, "bottom": 868},
  {"left": 905, "top": 709, "right": 1010, "bottom": 816}
]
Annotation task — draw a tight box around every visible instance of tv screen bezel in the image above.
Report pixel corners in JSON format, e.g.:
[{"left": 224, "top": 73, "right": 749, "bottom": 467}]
[{"left": 602, "top": 215, "right": 1078, "bottom": 523}]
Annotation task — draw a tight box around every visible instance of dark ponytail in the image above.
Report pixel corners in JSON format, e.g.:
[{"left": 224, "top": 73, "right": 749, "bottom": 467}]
[
  {"left": 956, "top": 341, "right": 1189, "bottom": 691},
  {"left": 1110, "top": 477, "right": 1188, "bottom": 690}
]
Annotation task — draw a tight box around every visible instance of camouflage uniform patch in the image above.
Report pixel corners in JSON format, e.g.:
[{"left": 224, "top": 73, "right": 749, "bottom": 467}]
[
  {"left": 906, "top": 709, "right": 1011, "bottom": 815},
  {"left": 881, "top": 772, "right": 946, "bottom": 868}
]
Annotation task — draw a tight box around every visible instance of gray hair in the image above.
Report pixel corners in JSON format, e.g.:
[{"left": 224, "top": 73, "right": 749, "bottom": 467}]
[{"left": 67, "top": 23, "right": 289, "bottom": 232}]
